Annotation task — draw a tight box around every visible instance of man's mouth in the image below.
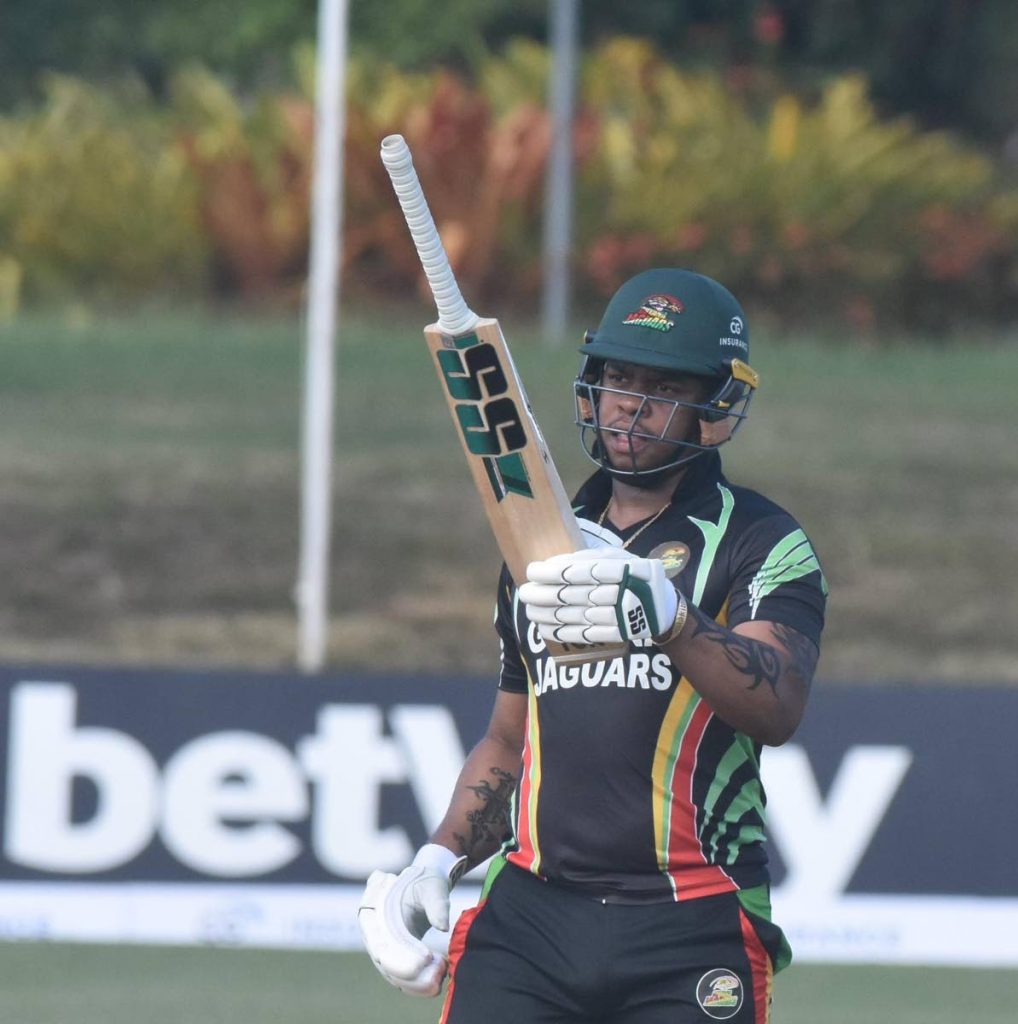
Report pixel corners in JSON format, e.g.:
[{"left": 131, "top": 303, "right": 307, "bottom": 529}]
[{"left": 606, "top": 428, "right": 649, "bottom": 454}]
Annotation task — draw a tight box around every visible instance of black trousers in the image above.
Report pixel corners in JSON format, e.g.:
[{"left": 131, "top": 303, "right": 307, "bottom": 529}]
[{"left": 441, "top": 861, "right": 780, "bottom": 1024}]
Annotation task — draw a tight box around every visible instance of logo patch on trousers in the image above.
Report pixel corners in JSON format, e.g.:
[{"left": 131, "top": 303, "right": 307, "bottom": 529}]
[{"left": 696, "top": 969, "right": 743, "bottom": 1019}]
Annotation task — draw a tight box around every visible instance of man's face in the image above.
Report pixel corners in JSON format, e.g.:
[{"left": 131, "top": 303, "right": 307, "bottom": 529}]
[{"left": 596, "top": 361, "right": 710, "bottom": 474}]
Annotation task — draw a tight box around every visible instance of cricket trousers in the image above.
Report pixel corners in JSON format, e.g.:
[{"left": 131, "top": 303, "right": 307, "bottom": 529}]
[{"left": 440, "top": 859, "right": 787, "bottom": 1024}]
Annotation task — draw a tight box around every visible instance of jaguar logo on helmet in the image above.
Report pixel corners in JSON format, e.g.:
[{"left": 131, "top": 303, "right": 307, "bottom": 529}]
[{"left": 622, "top": 294, "right": 684, "bottom": 333}]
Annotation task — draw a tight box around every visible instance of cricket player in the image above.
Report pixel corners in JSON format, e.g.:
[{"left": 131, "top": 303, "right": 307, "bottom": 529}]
[{"left": 360, "top": 268, "right": 827, "bottom": 1023}]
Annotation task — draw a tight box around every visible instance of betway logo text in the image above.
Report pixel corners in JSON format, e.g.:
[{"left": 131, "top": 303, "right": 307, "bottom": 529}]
[{"left": 3, "top": 682, "right": 910, "bottom": 896}]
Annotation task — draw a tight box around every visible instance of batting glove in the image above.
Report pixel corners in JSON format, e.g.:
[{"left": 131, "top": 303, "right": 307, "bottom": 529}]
[
  {"left": 357, "top": 844, "right": 467, "bottom": 997},
  {"left": 520, "top": 547, "right": 679, "bottom": 645}
]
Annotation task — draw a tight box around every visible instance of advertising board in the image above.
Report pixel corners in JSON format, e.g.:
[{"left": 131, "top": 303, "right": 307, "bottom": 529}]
[{"left": 0, "top": 667, "right": 1014, "bottom": 965}]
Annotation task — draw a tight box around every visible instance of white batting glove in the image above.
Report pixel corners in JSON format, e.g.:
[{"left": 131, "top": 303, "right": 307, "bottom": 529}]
[
  {"left": 357, "top": 844, "right": 467, "bottom": 997},
  {"left": 520, "top": 547, "right": 679, "bottom": 645}
]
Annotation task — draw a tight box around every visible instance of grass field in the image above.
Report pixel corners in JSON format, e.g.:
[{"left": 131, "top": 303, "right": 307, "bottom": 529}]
[
  {"left": 0, "top": 944, "right": 1015, "bottom": 1024},
  {"left": 1, "top": 305, "right": 1016, "bottom": 682}
]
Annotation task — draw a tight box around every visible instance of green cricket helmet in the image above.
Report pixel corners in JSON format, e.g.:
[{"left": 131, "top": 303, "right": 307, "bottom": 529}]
[{"left": 574, "top": 268, "right": 759, "bottom": 481}]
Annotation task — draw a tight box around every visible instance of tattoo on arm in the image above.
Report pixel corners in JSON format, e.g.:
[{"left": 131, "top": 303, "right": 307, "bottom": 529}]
[
  {"left": 689, "top": 607, "right": 782, "bottom": 697},
  {"left": 771, "top": 623, "right": 819, "bottom": 690},
  {"left": 452, "top": 766, "right": 516, "bottom": 862}
]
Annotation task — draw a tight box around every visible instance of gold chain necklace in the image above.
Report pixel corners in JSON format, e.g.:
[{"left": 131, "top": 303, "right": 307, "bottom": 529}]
[{"left": 597, "top": 499, "right": 670, "bottom": 550}]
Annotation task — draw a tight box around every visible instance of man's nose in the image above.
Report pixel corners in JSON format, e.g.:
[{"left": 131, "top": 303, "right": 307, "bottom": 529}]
[{"left": 616, "top": 390, "right": 649, "bottom": 418}]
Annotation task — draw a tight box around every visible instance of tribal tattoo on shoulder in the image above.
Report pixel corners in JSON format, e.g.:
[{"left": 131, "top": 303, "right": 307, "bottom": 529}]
[{"left": 452, "top": 766, "right": 516, "bottom": 862}]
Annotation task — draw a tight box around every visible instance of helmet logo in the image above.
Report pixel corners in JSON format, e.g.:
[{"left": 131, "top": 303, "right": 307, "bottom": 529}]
[
  {"left": 622, "top": 294, "right": 684, "bottom": 332},
  {"left": 730, "top": 316, "right": 743, "bottom": 335}
]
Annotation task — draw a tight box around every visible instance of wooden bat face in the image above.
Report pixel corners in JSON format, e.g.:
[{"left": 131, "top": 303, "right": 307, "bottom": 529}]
[{"left": 426, "top": 319, "right": 629, "bottom": 666}]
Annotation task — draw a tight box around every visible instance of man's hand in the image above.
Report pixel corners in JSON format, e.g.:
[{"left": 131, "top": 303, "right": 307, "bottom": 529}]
[
  {"left": 357, "top": 844, "right": 467, "bottom": 997},
  {"left": 520, "top": 547, "right": 679, "bottom": 645}
]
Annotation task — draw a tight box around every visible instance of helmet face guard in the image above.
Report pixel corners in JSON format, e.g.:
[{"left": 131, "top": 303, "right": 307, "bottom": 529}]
[
  {"left": 574, "top": 353, "right": 758, "bottom": 481},
  {"left": 575, "top": 268, "right": 758, "bottom": 482}
]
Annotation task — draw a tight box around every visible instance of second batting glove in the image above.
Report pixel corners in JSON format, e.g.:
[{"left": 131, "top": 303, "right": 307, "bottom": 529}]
[{"left": 357, "top": 844, "right": 467, "bottom": 997}]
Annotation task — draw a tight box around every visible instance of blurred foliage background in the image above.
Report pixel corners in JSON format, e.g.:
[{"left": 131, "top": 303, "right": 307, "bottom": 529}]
[
  {"left": 0, "top": 2, "right": 1016, "bottom": 678},
  {"left": 1, "top": 0, "right": 1017, "bottom": 329},
  {"left": 4, "top": 1, "right": 1017, "bottom": 146}
]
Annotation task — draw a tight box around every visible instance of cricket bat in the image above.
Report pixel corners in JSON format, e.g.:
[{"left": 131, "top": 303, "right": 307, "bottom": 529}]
[{"left": 380, "top": 134, "right": 627, "bottom": 666}]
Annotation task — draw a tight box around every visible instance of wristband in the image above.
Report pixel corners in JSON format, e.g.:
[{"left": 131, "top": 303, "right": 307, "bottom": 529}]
[{"left": 653, "top": 592, "right": 688, "bottom": 646}]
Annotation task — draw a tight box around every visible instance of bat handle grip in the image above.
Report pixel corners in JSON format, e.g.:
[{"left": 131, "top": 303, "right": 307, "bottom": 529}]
[{"left": 380, "top": 135, "right": 480, "bottom": 335}]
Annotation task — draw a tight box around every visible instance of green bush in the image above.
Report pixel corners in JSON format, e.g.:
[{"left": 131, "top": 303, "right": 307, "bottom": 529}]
[
  {"left": 577, "top": 39, "right": 1018, "bottom": 327},
  {"left": 2, "top": 41, "right": 1016, "bottom": 329},
  {"left": 338, "top": 46, "right": 554, "bottom": 304},
  {"left": 0, "top": 76, "right": 207, "bottom": 305},
  {"left": 170, "top": 66, "right": 313, "bottom": 297}
]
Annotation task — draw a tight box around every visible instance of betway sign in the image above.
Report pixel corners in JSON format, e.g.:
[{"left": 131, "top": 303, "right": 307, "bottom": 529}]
[
  {"left": 1, "top": 681, "right": 908, "bottom": 891},
  {"left": 5, "top": 685, "right": 463, "bottom": 878},
  {"left": 0, "top": 667, "right": 1015, "bottom": 965}
]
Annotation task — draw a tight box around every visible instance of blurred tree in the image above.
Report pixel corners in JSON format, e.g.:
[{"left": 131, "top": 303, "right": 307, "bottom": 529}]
[
  {"left": 1, "top": 0, "right": 1014, "bottom": 144},
  {"left": 348, "top": 0, "right": 544, "bottom": 70},
  {"left": 772, "top": 1, "right": 1018, "bottom": 147},
  {"left": 0, "top": 0, "right": 317, "bottom": 102}
]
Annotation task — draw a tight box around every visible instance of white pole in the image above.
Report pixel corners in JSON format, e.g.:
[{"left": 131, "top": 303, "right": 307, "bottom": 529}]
[
  {"left": 297, "top": 0, "right": 350, "bottom": 672},
  {"left": 541, "top": 0, "right": 579, "bottom": 345}
]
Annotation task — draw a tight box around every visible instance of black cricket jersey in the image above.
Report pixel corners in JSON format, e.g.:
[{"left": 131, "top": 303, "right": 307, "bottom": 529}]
[{"left": 494, "top": 452, "right": 827, "bottom": 904}]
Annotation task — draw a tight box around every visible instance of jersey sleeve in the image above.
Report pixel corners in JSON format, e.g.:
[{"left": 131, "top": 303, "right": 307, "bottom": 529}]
[
  {"left": 494, "top": 563, "right": 529, "bottom": 693},
  {"left": 725, "top": 514, "right": 828, "bottom": 646}
]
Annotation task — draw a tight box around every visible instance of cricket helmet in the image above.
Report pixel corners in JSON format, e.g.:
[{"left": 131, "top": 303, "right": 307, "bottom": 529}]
[{"left": 575, "top": 268, "right": 759, "bottom": 481}]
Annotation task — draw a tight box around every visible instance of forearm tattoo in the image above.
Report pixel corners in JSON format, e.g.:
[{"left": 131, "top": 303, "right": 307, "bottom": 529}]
[
  {"left": 452, "top": 766, "right": 516, "bottom": 862},
  {"left": 689, "top": 606, "right": 782, "bottom": 697}
]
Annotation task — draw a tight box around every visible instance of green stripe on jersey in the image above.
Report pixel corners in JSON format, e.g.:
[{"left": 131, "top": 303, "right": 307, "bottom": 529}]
[
  {"left": 698, "top": 734, "right": 766, "bottom": 868},
  {"left": 748, "top": 528, "right": 827, "bottom": 618},
  {"left": 689, "top": 484, "right": 735, "bottom": 604},
  {"left": 481, "top": 855, "right": 508, "bottom": 899},
  {"left": 724, "top": 783, "right": 766, "bottom": 864},
  {"left": 699, "top": 741, "right": 752, "bottom": 847}
]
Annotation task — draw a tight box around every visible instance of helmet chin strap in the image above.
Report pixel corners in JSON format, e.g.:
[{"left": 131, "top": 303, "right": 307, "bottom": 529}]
[{"left": 601, "top": 447, "right": 705, "bottom": 488}]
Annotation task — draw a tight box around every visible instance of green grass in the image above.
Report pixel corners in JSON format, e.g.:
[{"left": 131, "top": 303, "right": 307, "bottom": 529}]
[
  {"left": 1, "top": 305, "right": 1016, "bottom": 681},
  {"left": 0, "top": 944, "right": 1014, "bottom": 1024}
]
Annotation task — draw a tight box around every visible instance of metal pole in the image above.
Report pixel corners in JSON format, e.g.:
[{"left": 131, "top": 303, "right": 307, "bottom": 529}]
[
  {"left": 541, "top": 0, "right": 579, "bottom": 344},
  {"left": 297, "top": 0, "right": 350, "bottom": 672}
]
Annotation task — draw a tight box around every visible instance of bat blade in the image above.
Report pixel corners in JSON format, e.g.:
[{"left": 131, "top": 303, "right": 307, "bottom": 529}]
[
  {"left": 425, "top": 317, "right": 628, "bottom": 666},
  {"left": 380, "top": 133, "right": 627, "bottom": 666}
]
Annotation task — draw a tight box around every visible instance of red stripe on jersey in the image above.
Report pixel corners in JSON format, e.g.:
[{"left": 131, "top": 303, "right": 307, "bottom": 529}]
[
  {"left": 439, "top": 899, "right": 487, "bottom": 1024},
  {"left": 667, "top": 698, "right": 735, "bottom": 899},
  {"left": 738, "top": 907, "right": 773, "bottom": 1024},
  {"left": 509, "top": 724, "right": 538, "bottom": 871}
]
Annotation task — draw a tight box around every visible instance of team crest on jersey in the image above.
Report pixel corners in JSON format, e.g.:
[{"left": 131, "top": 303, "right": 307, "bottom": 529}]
[
  {"left": 622, "top": 293, "right": 684, "bottom": 332},
  {"left": 649, "top": 541, "right": 690, "bottom": 578},
  {"left": 696, "top": 969, "right": 743, "bottom": 1020}
]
